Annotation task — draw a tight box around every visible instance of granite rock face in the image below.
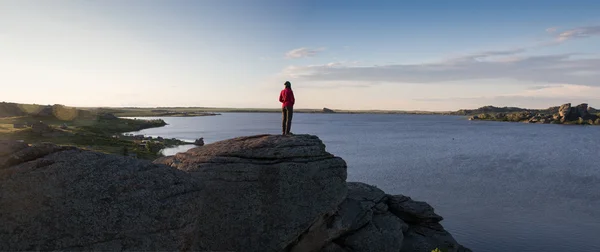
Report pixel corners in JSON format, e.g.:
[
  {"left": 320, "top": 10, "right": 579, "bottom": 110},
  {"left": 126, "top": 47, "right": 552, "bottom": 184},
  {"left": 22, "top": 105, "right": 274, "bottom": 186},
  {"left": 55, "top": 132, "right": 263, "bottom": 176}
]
[
  {"left": 0, "top": 140, "right": 204, "bottom": 251},
  {"left": 288, "top": 182, "right": 471, "bottom": 252},
  {"left": 1, "top": 134, "right": 469, "bottom": 252},
  {"left": 154, "top": 134, "right": 348, "bottom": 252},
  {"left": 559, "top": 103, "right": 572, "bottom": 118}
]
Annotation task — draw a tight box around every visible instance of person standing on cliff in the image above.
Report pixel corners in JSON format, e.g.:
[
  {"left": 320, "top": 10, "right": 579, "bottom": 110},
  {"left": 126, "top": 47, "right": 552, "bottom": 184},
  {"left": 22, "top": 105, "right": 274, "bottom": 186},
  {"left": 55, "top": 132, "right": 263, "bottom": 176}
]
[{"left": 279, "top": 81, "right": 295, "bottom": 135}]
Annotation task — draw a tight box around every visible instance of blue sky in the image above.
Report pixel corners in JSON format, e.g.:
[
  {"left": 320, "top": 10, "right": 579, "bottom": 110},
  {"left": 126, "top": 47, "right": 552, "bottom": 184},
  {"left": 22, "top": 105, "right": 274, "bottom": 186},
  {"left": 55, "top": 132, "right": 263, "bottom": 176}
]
[{"left": 1, "top": 0, "right": 600, "bottom": 110}]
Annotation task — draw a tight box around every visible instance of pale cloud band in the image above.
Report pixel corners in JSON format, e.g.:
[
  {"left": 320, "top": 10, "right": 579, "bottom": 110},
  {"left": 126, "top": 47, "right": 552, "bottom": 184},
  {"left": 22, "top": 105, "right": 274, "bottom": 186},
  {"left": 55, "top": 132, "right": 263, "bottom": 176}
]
[
  {"left": 282, "top": 25, "right": 600, "bottom": 87},
  {"left": 284, "top": 54, "right": 600, "bottom": 86},
  {"left": 285, "top": 47, "right": 325, "bottom": 59},
  {"left": 556, "top": 25, "right": 600, "bottom": 42}
]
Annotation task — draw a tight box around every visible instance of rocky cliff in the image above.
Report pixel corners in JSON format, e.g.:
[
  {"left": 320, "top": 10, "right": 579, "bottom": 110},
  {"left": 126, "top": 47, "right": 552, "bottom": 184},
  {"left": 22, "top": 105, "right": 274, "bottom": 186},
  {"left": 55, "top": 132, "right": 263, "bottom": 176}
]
[{"left": 1, "top": 135, "right": 470, "bottom": 252}]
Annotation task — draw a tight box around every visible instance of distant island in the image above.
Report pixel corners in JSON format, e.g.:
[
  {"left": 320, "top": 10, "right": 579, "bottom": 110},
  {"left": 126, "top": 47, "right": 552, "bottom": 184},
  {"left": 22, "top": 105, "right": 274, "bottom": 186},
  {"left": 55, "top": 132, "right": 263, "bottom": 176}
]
[{"left": 466, "top": 103, "right": 600, "bottom": 125}]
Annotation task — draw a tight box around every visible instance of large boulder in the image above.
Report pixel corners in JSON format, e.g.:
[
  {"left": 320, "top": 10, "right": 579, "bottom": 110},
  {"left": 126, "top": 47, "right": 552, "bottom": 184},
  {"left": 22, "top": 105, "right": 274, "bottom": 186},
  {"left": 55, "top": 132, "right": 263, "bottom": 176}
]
[
  {"left": 0, "top": 140, "right": 204, "bottom": 251},
  {"left": 559, "top": 103, "right": 572, "bottom": 118},
  {"left": 387, "top": 195, "right": 470, "bottom": 252},
  {"left": 193, "top": 137, "right": 204, "bottom": 146},
  {"left": 289, "top": 182, "right": 391, "bottom": 252},
  {"left": 289, "top": 182, "right": 470, "bottom": 252},
  {"left": 0, "top": 135, "right": 469, "bottom": 252},
  {"left": 337, "top": 212, "right": 406, "bottom": 252},
  {"left": 576, "top": 103, "right": 589, "bottom": 115},
  {"left": 154, "top": 134, "right": 348, "bottom": 252},
  {"left": 557, "top": 103, "right": 599, "bottom": 122},
  {"left": 387, "top": 194, "right": 444, "bottom": 224},
  {"left": 575, "top": 103, "right": 593, "bottom": 120}
]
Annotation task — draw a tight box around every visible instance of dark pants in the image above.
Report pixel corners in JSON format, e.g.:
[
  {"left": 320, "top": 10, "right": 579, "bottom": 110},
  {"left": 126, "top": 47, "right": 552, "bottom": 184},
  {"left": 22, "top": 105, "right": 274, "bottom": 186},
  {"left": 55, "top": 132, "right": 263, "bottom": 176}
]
[{"left": 282, "top": 106, "right": 293, "bottom": 134}]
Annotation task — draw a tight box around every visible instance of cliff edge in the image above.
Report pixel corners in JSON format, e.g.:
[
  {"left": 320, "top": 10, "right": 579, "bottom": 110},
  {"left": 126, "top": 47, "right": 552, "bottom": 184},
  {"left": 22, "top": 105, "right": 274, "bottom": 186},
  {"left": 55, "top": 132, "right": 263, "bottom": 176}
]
[{"left": 1, "top": 134, "right": 470, "bottom": 252}]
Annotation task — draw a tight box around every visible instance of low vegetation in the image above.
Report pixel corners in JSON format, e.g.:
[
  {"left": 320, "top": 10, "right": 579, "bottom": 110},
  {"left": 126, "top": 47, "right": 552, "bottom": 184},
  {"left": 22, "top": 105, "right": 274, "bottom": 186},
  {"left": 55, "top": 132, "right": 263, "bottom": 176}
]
[
  {"left": 94, "top": 107, "right": 221, "bottom": 117},
  {"left": 0, "top": 102, "right": 191, "bottom": 159}
]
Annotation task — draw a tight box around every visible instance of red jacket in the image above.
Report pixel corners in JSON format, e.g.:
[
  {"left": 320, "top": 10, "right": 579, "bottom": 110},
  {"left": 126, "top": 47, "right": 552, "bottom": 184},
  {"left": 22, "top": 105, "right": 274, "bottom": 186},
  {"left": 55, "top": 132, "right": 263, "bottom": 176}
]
[{"left": 279, "top": 88, "right": 295, "bottom": 107}]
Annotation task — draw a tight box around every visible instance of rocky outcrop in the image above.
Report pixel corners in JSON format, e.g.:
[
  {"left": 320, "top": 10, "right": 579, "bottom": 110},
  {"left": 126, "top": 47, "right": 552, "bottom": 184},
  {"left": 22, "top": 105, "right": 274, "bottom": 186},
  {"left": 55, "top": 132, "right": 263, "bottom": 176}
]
[
  {"left": 558, "top": 103, "right": 588, "bottom": 122},
  {"left": 558, "top": 103, "right": 572, "bottom": 118},
  {"left": 1, "top": 134, "right": 469, "bottom": 252},
  {"left": 553, "top": 103, "right": 597, "bottom": 123},
  {"left": 470, "top": 103, "right": 600, "bottom": 125},
  {"left": 289, "top": 182, "right": 470, "bottom": 252},
  {"left": 323, "top": 107, "right": 336, "bottom": 113},
  {"left": 193, "top": 137, "right": 204, "bottom": 146},
  {"left": 0, "top": 140, "right": 204, "bottom": 251},
  {"left": 154, "top": 134, "right": 348, "bottom": 252},
  {"left": 576, "top": 103, "right": 592, "bottom": 120}
]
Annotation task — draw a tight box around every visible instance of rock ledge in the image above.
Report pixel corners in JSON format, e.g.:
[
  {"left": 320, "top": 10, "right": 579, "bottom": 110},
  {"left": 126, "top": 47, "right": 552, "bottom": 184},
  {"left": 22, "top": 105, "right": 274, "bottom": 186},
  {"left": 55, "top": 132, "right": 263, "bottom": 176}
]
[{"left": 1, "top": 134, "right": 470, "bottom": 252}]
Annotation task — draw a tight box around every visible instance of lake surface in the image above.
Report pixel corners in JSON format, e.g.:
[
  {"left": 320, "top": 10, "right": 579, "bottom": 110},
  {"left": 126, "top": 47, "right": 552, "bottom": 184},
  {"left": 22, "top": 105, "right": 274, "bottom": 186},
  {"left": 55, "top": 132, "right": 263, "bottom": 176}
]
[{"left": 128, "top": 113, "right": 600, "bottom": 252}]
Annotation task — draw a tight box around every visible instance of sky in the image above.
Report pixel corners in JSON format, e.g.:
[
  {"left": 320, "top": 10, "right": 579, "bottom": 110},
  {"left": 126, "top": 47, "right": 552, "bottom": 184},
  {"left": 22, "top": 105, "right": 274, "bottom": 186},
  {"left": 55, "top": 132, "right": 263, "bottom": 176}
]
[{"left": 1, "top": 0, "right": 600, "bottom": 111}]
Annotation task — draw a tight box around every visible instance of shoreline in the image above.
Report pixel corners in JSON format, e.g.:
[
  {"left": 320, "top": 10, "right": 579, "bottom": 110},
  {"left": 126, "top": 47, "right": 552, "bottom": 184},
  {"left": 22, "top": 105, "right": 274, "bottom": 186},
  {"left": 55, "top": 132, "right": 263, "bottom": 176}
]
[
  {"left": 0, "top": 113, "right": 193, "bottom": 160},
  {"left": 82, "top": 105, "right": 456, "bottom": 115},
  {"left": 468, "top": 103, "right": 600, "bottom": 126},
  {"left": 3, "top": 102, "right": 599, "bottom": 159}
]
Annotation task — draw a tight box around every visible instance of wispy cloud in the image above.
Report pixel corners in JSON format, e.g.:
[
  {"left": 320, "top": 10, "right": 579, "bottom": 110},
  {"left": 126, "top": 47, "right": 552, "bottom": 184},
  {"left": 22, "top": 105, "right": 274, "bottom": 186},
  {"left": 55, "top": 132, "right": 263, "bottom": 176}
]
[
  {"left": 446, "top": 48, "right": 528, "bottom": 62},
  {"left": 556, "top": 25, "right": 600, "bottom": 42},
  {"left": 413, "top": 95, "right": 600, "bottom": 108},
  {"left": 281, "top": 25, "right": 600, "bottom": 87},
  {"left": 526, "top": 85, "right": 557, "bottom": 91},
  {"left": 283, "top": 53, "right": 600, "bottom": 86},
  {"left": 301, "top": 81, "right": 375, "bottom": 89},
  {"left": 546, "top": 27, "right": 558, "bottom": 33},
  {"left": 285, "top": 47, "right": 325, "bottom": 59}
]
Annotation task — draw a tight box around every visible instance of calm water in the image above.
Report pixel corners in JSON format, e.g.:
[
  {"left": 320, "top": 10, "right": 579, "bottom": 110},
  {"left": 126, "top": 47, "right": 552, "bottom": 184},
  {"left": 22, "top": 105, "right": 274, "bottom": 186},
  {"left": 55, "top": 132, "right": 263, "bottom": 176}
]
[{"left": 128, "top": 113, "right": 600, "bottom": 252}]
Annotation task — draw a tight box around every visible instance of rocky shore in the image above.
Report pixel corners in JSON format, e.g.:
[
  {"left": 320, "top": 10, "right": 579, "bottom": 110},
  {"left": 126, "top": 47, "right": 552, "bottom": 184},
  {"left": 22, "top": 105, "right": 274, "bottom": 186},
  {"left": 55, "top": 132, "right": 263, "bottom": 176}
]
[
  {"left": 469, "top": 103, "right": 600, "bottom": 125},
  {"left": 1, "top": 134, "right": 470, "bottom": 252}
]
